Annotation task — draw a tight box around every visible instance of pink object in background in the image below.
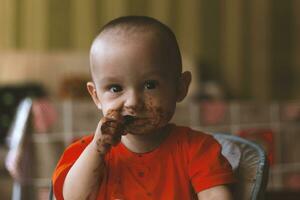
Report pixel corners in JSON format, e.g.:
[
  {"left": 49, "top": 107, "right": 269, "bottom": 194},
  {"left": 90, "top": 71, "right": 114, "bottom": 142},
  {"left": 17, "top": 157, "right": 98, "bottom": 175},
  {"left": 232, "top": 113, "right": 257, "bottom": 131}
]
[
  {"left": 200, "top": 100, "right": 227, "bottom": 125},
  {"left": 285, "top": 174, "right": 300, "bottom": 190},
  {"left": 281, "top": 103, "right": 300, "bottom": 121},
  {"left": 32, "top": 98, "right": 57, "bottom": 133}
]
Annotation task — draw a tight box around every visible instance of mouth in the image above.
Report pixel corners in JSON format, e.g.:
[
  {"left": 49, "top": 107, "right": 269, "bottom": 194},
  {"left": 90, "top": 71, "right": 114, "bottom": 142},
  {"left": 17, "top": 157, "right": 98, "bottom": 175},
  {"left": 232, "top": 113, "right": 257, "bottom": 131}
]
[
  {"left": 123, "top": 115, "right": 136, "bottom": 125},
  {"left": 122, "top": 115, "right": 164, "bottom": 135},
  {"left": 123, "top": 115, "right": 150, "bottom": 128}
]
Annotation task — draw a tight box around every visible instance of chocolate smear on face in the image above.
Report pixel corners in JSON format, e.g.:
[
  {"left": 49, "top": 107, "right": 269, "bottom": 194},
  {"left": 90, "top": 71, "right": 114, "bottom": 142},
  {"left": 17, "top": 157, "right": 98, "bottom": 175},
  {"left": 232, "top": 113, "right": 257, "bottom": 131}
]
[
  {"left": 124, "top": 115, "right": 135, "bottom": 125},
  {"left": 122, "top": 105, "right": 171, "bottom": 135}
]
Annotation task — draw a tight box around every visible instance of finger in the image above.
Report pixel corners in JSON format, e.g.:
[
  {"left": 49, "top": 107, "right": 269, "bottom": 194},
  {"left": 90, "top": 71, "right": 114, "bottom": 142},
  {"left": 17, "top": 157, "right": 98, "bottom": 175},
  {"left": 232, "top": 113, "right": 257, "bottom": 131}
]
[
  {"left": 95, "top": 135, "right": 114, "bottom": 154},
  {"left": 101, "top": 132, "right": 122, "bottom": 146},
  {"left": 101, "top": 119, "right": 124, "bottom": 135},
  {"left": 101, "top": 123, "right": 123, "bottom": 136},
  {"left": 101, "top": 134, "right": 114, "bottom": 144},
  {"left": 105, "top": 110, "right": 124, "bottom": 122},
  {"left": 94, "top": 120, "right": 103, "bottom": 137},
  {"left": 101, "top": 119, "right": 123, "bottom": 129}
]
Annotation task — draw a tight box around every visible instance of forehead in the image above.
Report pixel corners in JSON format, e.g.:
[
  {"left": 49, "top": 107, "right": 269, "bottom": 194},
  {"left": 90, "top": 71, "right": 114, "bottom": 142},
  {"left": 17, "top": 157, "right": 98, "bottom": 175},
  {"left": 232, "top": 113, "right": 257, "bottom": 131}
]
[
  {"left": 90, "top": 31, "right": 178, "bottom": 80},
  {"left": 94, "top": 28, "right": 168, "bottom": 56}
]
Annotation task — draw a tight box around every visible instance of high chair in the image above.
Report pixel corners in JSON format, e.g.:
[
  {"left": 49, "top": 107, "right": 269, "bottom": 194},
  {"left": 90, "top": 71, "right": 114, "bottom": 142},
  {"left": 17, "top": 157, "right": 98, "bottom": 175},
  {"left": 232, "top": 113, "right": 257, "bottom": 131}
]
[{"left": 213, "top": 133, "right": 269, "bottom": 200}]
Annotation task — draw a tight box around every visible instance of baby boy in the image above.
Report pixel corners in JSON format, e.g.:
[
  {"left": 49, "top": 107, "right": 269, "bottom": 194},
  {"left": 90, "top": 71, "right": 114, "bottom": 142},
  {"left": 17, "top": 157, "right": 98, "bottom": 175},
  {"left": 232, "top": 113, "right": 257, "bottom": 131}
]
[{"left": 52, "top": 16, "right": 235, "bottom": 200}]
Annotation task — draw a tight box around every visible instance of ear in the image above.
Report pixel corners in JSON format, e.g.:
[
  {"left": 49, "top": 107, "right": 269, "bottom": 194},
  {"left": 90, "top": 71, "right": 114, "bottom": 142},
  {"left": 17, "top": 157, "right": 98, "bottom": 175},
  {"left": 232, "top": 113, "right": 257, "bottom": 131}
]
[
  {"left": 176, "top": 71, "right": 192, "bottom": 102},
  {"left": 87, "top": 82, "right": 102, "bottom": 109}
]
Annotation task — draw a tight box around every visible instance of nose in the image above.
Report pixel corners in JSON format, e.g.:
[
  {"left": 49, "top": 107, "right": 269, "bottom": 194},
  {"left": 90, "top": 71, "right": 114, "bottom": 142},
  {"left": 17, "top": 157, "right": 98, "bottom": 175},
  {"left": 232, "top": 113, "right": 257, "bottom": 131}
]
[{"left": 123, "top": 89, "right": 144, "bottom": 112}]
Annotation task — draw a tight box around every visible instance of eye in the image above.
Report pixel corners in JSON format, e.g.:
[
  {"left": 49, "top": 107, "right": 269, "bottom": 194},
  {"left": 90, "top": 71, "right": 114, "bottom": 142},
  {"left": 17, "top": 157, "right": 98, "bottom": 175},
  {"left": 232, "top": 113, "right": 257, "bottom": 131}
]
[
  {"left": 144, "top": 80, "right": 158, "bottom": 90},
  {"left": 109, "top": 84, "right": 122, "bottom": 93}
]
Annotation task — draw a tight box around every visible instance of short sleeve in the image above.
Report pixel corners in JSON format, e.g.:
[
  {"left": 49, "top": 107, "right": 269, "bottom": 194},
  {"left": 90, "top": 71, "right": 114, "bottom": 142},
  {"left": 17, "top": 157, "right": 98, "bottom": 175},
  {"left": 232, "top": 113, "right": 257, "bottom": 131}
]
[
  {"left": 188, "top": 132, "right": 235, "bottom": 192},
  {"left": 52, "top": 135, "right": 93, "bottom": 200}
]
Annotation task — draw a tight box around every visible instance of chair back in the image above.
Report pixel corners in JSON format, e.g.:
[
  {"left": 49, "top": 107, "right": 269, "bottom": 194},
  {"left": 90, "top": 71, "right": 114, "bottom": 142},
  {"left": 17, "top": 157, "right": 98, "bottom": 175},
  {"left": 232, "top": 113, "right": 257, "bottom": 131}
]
[
  {"left": 5, "top": 98, "right": 33, "bottom": 182},
  {"left": 5, "top": 98, "right": 34, "bottom": 199},
  {"left": 213, "top": 133, "right": 269, "bottom": 200}
]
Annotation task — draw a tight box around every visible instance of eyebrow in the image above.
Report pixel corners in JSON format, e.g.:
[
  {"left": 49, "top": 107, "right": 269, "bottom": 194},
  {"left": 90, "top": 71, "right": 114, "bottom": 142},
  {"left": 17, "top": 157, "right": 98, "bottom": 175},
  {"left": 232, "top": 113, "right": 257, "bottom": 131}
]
[{"left": 141, "top": 69, "right": 167, "bottom": 78}]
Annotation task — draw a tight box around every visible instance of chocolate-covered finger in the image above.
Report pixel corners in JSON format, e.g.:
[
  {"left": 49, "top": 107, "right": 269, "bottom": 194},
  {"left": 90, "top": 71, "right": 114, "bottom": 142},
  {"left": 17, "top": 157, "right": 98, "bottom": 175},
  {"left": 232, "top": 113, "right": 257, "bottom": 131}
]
[
  {"left": 101, "top": 118, "right": 118, "bottom": 126},
  {"left": 95, "top": 137, "right": 112, "bottom": 154},
  {"left": 101, "top": 122, "right": 124, "bottom": 136},
  {"left": 103, "top": 120, "right": 124, "bottom": 130},
  {"left": 101, "top": 134, "right": 114, "bottom": 144},
  {"left": 101, "top": 125, "right": 121, "bottom": 136},
  {"left": 105, "top": 110, "right": 123, "bottom": 122},
  {"left": 102, "top": 132, "right": 122, "bottom": 146},
  {"left": 101, "top": 123, "right": 114, "bottom": 134}
]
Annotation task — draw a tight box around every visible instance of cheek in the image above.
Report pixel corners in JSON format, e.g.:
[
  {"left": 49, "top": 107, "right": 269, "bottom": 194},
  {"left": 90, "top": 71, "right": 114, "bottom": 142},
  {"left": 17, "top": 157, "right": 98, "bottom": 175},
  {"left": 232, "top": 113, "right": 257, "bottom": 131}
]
[
  {"left": 123, "top": 94, "right": 176, "bottom": 135},
  {"left": 100, "top": 98, "right": 123, "bottom": 116},
  {"left": 144, "top": 95, "right": 176, "bottom": 124}
]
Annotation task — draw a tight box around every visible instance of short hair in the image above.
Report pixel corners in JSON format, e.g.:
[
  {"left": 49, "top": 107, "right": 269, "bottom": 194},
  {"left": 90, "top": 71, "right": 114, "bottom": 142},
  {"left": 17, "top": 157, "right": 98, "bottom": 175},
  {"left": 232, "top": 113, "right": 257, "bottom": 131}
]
[{"left": 90, "top": 16, "right": 182, "bottom": 78}]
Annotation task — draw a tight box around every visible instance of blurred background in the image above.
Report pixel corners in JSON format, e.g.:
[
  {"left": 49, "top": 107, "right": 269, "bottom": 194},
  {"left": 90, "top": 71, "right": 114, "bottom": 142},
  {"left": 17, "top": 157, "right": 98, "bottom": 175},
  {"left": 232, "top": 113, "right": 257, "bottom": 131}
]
[{"left": 0, "top": 0, "right": 300, "bottom": 199}]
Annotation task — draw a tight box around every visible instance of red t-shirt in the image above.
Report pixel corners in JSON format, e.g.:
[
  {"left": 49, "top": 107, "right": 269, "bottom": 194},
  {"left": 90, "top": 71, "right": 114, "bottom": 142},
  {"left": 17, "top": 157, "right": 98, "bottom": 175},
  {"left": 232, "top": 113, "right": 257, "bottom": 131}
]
[{"left": 52, "top": 125, "right": 235, "bottom": 200}]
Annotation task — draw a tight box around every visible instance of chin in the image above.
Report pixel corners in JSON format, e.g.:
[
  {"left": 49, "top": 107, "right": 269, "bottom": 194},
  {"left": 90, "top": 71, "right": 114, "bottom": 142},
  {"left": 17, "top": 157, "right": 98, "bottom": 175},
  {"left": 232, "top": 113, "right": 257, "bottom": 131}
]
[
  {"left": 125, "top": 122, "right": 169, "bottom": 135},
  {"left": 125, "top": 127, "right": 154, "bottom": 135}
]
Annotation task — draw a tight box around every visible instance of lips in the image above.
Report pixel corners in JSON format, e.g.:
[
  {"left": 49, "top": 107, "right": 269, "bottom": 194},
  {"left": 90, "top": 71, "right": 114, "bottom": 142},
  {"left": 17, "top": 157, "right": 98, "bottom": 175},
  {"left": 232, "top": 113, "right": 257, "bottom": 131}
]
[
  {"left": 123, "top": 115, "right": 135, "bottom": 125},
  {"left": 123, "top": 115, "right": 150, "bottom": 129},
  {"left": 123, "top": 116, "right": 144, "bottom": 126}
]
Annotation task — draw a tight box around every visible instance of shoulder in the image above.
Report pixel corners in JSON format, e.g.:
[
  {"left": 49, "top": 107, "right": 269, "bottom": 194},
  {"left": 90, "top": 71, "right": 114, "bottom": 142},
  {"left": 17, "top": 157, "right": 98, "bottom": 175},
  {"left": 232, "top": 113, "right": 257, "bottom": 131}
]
[
  {"left": 62, "top": 134, "right": 94, "bottom": 160},
  {"left": 173, "top": 126, "right": 236, "bottom": 192},
  {"left": 168, "top": 125, "right": 221, "bottom": 159},
  {"left": 52, "top": 134, "right": 94, "bottom": 200},
  {"left": 53, "top": 134, "right": 94, "bottom": 172},
  {"left": 171, "top": 125, "right": 217, "bottom": 147}
]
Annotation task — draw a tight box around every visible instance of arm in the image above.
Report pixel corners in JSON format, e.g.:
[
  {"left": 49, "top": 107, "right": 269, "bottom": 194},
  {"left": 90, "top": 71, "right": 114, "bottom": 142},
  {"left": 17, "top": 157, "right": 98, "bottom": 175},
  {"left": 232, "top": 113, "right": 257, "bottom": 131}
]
[
  {"left": 62, "top": 114, "right": 124, "bottom": 200},
  {"left": 62, "top": 140, "right": 104, "bottom": 200},
  {"left": 197, "top": 185, "right": 233, "bottom": 200},
  {"left": 188, "top": 133, "right": 235, "bottom": 200}
]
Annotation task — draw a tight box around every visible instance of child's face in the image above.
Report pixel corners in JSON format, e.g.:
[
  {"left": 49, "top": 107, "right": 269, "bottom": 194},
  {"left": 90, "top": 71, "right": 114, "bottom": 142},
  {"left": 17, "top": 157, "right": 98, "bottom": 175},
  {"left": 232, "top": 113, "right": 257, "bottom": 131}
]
[{"left": 88, "top": 33, "right": 189, "bottom": 135}]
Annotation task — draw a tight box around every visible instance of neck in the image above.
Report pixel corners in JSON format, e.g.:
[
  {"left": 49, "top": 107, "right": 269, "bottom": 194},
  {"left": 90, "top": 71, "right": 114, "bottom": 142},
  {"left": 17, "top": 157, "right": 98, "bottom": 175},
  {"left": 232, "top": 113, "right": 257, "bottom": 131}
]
[{"left": 121, "top": 124, "right": 172, "bottom": 153}]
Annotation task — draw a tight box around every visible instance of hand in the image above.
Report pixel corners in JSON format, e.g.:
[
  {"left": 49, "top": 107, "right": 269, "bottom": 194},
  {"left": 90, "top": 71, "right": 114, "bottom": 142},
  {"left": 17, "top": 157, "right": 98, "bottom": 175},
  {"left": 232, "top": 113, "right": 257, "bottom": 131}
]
[{"left": 92, "top": 110, "right": 125, "bottom": 155}]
